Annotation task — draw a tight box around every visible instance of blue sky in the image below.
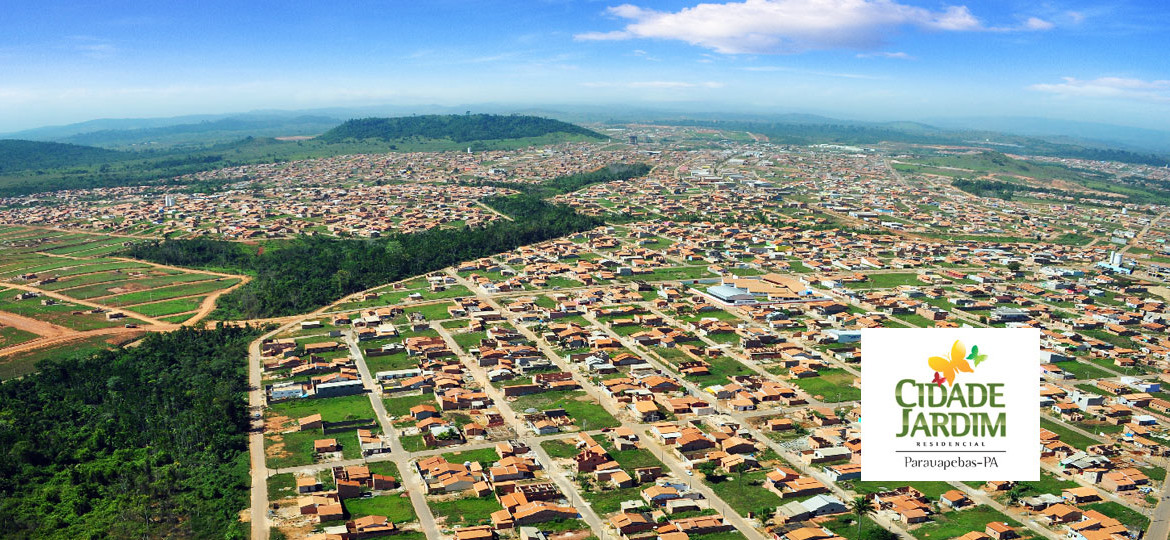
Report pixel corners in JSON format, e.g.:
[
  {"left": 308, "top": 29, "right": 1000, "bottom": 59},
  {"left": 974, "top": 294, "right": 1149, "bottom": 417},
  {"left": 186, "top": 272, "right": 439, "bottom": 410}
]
[{"left": 1, "top": 0, "right": 1167, "bottom": 132}]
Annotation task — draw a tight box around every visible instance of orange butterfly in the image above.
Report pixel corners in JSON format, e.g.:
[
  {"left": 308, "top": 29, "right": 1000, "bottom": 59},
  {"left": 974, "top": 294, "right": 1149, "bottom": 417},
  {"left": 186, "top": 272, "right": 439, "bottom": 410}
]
[{"left": 928, "top": 340, "right": 974, "bottom": 386}]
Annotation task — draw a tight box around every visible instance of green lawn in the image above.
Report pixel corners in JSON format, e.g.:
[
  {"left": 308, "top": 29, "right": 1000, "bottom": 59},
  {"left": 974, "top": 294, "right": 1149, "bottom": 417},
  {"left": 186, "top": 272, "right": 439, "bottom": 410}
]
[
  {"left": 383, "top": 393, "right": 438, "bottom": 418},
  {"left": 268, "top": 394, "right": 376, "bottom": 423},
  {"left": 63, "top": 272, "right": 214, "bottom": 299},
  {"left": 1059, "top": 361, "right": 1112, "bottom": 380},
  {"left": 1041, "top": 418, "right": 1099, "bottom": 449},
  {"left": 702, "top": 469, "right": 783, "bottom": 518},
  {"left": 442, "top": 447, "right": 499, "bottom": 468},
  {"left": 265, "top": 429, "right": 362, "bottom": 469},
  {"left": 453, "top": 331, "right": 487, "bottom": 351},
  {"left": 1083, "top": 502, "right": 1149, "bottom": 531},
  {"left": 267, "top": 473, "right": 297, "bottom": 501},
  {"left": 0, "top": 296, "right": 136, "bottom": 331},
  {"left": 1074, "top": 383, "right": 1111, "bottom": 396},
  {"left": 428, "top": 495, "right": 503, "bottom": 527},
  {"left": 686, "top": 355, "right": 755, "bottom": 386},
  {"left": 399, "top": 434, "right": 426, "bottom": 452},
  {"left": 541, "top": 439, "right": 580, "bottom": 459},
  {"left": 365, "top": 351, "right": 416, "bottom": 373},
  {"left": 345, "top": 494, "right": 417, "bottom": 522},
  {"left": 792, "top": 368, "right": 860, "bottom": 402},
  {"left": 599, "top": 438, "right": 665, "bottom": 473},
  {"left": 581, "top": 485, "right": 646, "bottom": 514},
  {"left": 367, "top": 461, "right": 400, "bottom": 478},
  {"left": 1013, "top": 471, "right": 1078, "bottom": 497},
  {"left": 126, "top": 296, "right": 206, "bottom": 317},
  {"left": 510, "top": 390, "right": 619, "bottom": 430},
  {"left": 0, "top": 325, "right": 40, "bottom": 348},
  {"left": 913, "top": 505, "right": 1033, "bottom": 540},
  {"left": 98, "top": 278, "right": 241, "bottom": 307}
]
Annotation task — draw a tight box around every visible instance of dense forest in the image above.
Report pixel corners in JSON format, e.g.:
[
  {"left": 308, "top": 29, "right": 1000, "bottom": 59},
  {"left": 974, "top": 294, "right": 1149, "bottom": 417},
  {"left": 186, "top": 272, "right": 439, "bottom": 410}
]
[
  {"left": 125, "top": 162, "right": 648, "bottom": 318},
  {"left": 0, "top": 140, "right": 125, "bottom": 174},
  {"left": 317, "top": 114, "right": 605, "bottom": 143},
  {"left": 0, "top": 325, "right": 260, "bottom": 539}
]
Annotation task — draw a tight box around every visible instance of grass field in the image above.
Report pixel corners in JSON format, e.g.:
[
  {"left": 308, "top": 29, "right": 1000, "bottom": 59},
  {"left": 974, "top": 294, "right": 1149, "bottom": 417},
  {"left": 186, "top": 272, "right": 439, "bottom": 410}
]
[
  {"left": 1059, "top": 360, "right": 1112, "bottom": 380},
  {"left": 581, "top": 485, "right": 645, "bottom": 514},
  {"left": 0, "top": 325, "right": 40, "bottom": 348},
  {"left": 1082, "top": 502, "right": 1150, "bottom": 531},
  {"left": 541, "top": 439, "right": 579, "bottom": 459},
  {"left": 792, "top": 368, "right": 860, "bottom": 402},
  {"left": 126, "top": 296, "right": 206, "bottom": 316},
  {"left": 510, "top": 390, "right": 619, "bottom": 430},
  {"left": 0, "top": 296, "right": 140, "bottom": 330},
  {"left": 267, "top": 473, "right": 297, "bottom": 500},
  {"left": 598, "top": 438, "right": 665, "bottom": 473},
  {"left": 344, "top": 494, "right": 417, "bottom": 522},
  {"left": 265, "top": 429, "right": 362, "bottom": 469},
  {"left": 428, "top": 495, "right": 503, "bottom": 527},
  {"left": 268, "top": 394, "right": 376, "bottom": 423},
  {"left": 703, "top": 469, "right": 783, "bottom": 517},
  {"left": 365, "top": 351, "right": 416, "bottom": 374},
  {"left": 686, "top": 355, "right": 755, "bottom": 387},
  {"left": 383, "top": 393, "right": 438, "bottom": 418},
  {"left": 912, "top": 505, "right": 1033, "bottom": 540},
  {"left": 98, "top": 277, "right": 240, "bottom": 307},
  {"left": 1041, "top": 418, "right": 1099, "bottom": 449},
  {"left": 441, "top": 447, "right": 499, "bottom": 468},
  {"left": 64, "top": 272, "right": 212, "bottom": 299}
]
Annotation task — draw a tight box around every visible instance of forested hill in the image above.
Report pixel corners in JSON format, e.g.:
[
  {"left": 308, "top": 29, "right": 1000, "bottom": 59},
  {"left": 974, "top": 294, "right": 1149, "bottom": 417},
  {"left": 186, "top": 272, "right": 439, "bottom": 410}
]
[
  {"left": 0, "top": 139, "right": 126, "bottom": 174},
  {"left": 0, "top": 325, "right": 260, "bottom": 539},
  {"left": 316, "top": 114, "right": 606, "bottom": 143}
]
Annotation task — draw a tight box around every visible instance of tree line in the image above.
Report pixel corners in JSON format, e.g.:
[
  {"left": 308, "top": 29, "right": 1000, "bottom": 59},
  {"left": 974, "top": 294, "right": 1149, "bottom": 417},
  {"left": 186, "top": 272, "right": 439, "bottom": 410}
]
[
  {"left": 0, "top": 325, "right": 261, "bottom": 539},
  {"left": 316, "top": 114, "right": 605, "bottom": 144}
]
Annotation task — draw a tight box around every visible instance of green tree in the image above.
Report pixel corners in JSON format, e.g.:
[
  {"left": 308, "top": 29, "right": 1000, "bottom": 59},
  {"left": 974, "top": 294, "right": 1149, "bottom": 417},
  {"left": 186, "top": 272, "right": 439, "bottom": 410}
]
[{"left": 850, "top": 496, "right": 874, "bottom": 540}]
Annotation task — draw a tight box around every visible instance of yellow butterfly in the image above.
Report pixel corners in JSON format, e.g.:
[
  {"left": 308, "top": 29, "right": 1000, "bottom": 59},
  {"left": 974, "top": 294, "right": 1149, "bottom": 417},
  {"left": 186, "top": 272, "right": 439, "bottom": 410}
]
[{"left": 928, "top": 340, "right": 974, "bottom": 386}]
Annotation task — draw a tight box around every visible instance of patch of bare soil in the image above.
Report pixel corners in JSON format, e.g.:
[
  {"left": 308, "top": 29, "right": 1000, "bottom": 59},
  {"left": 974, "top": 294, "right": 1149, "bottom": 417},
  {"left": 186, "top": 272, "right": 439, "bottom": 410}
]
[
  {"left": 549, "top": 530, "right": 591, "bottom": 540},
  {"left": 106, "top": 282, "right": 149, "bottom": 294}
]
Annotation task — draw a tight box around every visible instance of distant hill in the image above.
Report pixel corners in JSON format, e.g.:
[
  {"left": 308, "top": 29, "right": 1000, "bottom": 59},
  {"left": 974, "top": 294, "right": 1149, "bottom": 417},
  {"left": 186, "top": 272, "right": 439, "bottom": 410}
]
[
  {"left": 0, "top": 140, "right": 126, "bottom": 174},
  {"left": 316, "top": 114, "right": 606, "bottom": 144},
  {"left": 54, "top": 115, "right": 340, "bottom": 148}
]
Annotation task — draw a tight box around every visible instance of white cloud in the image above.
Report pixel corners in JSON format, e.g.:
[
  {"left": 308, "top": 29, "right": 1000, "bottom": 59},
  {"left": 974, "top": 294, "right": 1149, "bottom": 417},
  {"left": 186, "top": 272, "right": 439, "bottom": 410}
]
[
  {"left": 574, "top": 0, "right": 994, "bottom": 54},
  {"left": 1024, "top": 17, "right": 1054, "bottom": 30},
  {"left": 856, "top": 51, "right": 913, "bottom": 59},
  {"left": 741, "top": 65, "right": 880, "bottom": 79},
  {"left": 1029, "top": 77, "right": 1170, "bottom": 103},
  {"left": 582, "top": 80, "right": 725, "bottom": 88}
]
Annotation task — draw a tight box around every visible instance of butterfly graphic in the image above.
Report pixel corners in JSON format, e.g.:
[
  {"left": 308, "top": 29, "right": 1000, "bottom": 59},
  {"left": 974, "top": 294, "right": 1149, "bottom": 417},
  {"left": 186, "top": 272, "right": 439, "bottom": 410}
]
[
  {"left": 967, "top": 344, "right": 988, "bottom": 368},
  {"left": 928, "top": 340, "right": 975, "bottom": 386}
]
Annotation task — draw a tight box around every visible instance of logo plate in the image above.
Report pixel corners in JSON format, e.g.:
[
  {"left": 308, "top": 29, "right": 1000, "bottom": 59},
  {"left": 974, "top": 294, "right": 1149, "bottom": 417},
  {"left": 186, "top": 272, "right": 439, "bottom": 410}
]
[{"left": 861, "top": 328, "right": 1040, "bottom": 481}]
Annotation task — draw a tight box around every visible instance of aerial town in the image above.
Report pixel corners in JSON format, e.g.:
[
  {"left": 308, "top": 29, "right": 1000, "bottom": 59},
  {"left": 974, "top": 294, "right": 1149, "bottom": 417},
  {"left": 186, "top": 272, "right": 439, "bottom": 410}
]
[{"left": 2, "top": 124, "right": 1168, "bottom": 540}]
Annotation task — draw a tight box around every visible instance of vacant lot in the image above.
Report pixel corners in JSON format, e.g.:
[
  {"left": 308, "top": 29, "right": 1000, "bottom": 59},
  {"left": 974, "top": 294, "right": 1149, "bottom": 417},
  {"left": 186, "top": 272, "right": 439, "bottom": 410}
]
[
  {"left": 345, "top": 494, "right": 416, "bottom": 522},
  {"left": 510, "top": 390, "right": 619, "bottom": 430},
  {"left": 268, "top": 394, "right": 376, "bottom": 423},
  {"left": 0, "top": 296, "right": 142, "bottom": 331},
  {"left": 792, "top": 368, "right": 859, "bottom": 402}
]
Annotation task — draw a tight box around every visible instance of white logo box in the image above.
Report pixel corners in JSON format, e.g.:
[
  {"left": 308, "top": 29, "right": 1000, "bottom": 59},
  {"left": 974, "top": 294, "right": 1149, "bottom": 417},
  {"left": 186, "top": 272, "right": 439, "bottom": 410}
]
[{"left": 860, "top": 328, "right": 1040, "bottom": 481}]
